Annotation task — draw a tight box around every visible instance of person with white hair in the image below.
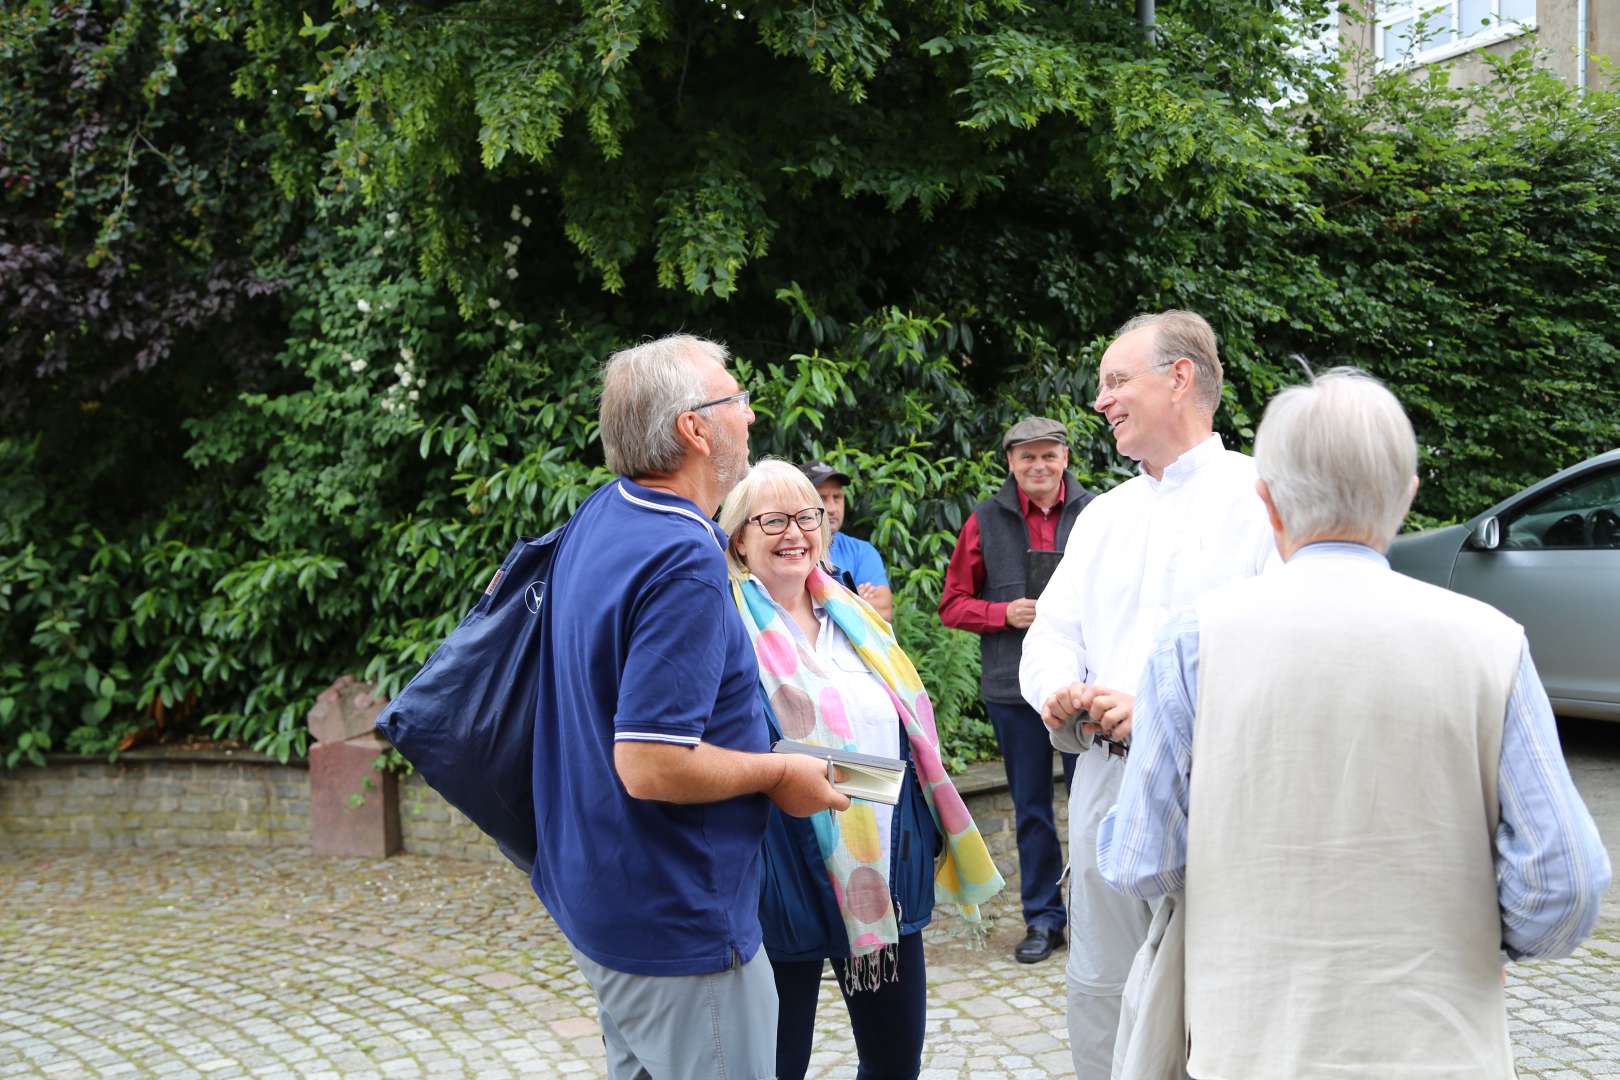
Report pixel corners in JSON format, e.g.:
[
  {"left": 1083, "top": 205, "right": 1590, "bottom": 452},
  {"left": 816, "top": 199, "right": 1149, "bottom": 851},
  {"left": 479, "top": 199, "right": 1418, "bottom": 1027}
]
[
  {"left": 1098, "top": 368, "right": 1611, "bottom": 1079},
  {"left": 1018, "top": 310, "right": 1278, "bottom": 1077},
  {"left": 719, "top": 458, "right": 1002, "bottom": 1079},
  {"left": 534, "top": 334, "right": 849, "bottom": 1080}
]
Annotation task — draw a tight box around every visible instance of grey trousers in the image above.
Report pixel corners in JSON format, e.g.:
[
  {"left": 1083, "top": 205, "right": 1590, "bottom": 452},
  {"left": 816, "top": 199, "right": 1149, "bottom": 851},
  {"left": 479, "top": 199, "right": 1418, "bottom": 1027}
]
[
  {"left": 568, "top": 943, "right": 779, "bottom": 1080},
  {"left": 1067, "top": 744, "right": 1153, "bottom": 1079}
]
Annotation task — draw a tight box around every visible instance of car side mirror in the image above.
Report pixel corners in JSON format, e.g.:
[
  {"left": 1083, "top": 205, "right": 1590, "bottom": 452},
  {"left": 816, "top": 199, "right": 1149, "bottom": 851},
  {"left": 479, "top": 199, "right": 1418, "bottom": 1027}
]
[{"left": 1467, "top": 516, "right": 1501, "bottom": 551}]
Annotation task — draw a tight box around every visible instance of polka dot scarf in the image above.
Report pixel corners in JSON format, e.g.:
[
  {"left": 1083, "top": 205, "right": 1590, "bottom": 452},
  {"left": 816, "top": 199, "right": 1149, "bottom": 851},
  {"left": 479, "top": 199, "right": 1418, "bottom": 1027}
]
[{"left": 732, "top": 568, "right": 1004, "bottom": 978}]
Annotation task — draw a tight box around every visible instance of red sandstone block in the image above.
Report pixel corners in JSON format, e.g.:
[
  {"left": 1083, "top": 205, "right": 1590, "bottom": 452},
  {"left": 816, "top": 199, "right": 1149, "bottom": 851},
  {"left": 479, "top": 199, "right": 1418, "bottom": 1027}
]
[
  {"left": 308, "top": 676, "right": 388, "bottom": 745},
  {"left": 308, "top": 735, "right": 400, "bottom": 858}
]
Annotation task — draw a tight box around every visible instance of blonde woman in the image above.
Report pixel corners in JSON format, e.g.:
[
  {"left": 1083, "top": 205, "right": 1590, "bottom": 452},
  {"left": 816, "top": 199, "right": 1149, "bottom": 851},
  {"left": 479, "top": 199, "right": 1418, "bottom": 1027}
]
[{"left": 718, "top": 459, "right": 1002, "bottom": 1080}]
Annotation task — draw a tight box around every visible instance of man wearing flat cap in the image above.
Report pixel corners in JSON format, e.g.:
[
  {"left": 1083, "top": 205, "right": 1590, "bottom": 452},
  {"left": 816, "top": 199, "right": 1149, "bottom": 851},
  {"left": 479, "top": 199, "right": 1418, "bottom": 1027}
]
[
  {"left": 803, "top": 460, "right": 894, "bottom": 622},
  {"left": 939, "top": 416, "right": 1094, "bottom": 964}
]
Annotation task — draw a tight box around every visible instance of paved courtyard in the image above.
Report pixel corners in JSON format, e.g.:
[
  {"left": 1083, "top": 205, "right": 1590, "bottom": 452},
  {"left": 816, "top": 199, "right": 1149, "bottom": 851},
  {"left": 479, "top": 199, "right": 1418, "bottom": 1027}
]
[{"left": 1, "top": 848, "right": 1617, "bottom": 1079}]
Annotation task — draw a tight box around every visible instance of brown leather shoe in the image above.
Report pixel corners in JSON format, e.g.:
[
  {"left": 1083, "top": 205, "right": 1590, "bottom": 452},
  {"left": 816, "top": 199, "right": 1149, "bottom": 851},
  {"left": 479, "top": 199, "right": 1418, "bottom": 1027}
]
[{"left": 1014, "top": 925, "right": 1065, "bottom": 964}]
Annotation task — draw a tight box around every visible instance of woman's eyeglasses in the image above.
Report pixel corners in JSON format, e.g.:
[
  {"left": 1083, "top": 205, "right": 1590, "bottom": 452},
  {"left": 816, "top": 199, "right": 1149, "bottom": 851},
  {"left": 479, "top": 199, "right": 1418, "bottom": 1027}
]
[{"left": 746, "top": 508, "right": 825, "bottom": 535}]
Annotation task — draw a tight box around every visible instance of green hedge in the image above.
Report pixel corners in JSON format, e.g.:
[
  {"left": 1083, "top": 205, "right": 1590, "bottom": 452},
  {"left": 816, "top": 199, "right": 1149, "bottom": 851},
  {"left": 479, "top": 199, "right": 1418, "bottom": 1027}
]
[{"left": 4, "top": 3, "right": 1618, "bottom": 768}]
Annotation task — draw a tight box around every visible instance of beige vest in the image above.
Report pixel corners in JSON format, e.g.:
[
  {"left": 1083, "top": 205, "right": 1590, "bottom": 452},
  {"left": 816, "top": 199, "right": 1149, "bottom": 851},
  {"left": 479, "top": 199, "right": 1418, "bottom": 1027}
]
[{"left": 1184, "top": 554, "right": 1522, "bottom": 1080}]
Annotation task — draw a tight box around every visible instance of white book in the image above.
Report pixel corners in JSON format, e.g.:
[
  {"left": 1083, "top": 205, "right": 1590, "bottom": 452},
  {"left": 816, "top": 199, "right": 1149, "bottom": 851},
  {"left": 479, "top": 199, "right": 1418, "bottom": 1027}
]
[{"left": 771, "top": 740, "right": 907, "bottom": 806}]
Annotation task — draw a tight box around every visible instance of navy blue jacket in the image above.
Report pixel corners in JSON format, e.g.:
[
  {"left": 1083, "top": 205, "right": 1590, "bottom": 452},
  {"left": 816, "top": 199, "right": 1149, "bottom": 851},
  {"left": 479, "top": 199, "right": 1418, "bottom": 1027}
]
[{"left": 757, "top": 687, "right": 943, "bottom": 962}]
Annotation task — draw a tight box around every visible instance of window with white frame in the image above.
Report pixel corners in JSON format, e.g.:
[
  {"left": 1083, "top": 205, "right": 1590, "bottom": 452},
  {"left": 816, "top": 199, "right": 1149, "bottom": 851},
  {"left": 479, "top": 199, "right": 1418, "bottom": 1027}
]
[{"left": 1377, "top": 0, "right": 1535, "bottom": 66}]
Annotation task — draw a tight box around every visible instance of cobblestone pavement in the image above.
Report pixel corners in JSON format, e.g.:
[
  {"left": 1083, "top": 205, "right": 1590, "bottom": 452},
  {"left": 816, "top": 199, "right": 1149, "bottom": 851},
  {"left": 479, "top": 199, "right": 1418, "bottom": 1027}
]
[{"left": 1, "top": 850, "right": 1616, "bottom": 1079}]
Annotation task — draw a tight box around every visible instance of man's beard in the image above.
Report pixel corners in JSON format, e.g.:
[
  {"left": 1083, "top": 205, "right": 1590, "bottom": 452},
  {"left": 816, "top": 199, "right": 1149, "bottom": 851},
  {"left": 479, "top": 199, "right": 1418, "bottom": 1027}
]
[{"left": 711, "top": 422, "right": 750, "bottom": 495}]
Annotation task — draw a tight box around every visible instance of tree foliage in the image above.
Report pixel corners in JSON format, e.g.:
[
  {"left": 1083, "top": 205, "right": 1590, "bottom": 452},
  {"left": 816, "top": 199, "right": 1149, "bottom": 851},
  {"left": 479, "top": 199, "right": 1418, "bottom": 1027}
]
[{"left": 3, "top": 1, "right": 1618, "bottom": 768}]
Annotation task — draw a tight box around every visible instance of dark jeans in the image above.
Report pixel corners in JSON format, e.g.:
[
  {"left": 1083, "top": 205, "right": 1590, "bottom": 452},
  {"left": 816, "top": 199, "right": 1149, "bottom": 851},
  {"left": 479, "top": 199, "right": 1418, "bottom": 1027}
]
[
  {"left": 772, "top": 931, "right": 927, "bottom": 1080},
  {"left": 986, "top": 699, "right": 1077, "bottom": 931}
]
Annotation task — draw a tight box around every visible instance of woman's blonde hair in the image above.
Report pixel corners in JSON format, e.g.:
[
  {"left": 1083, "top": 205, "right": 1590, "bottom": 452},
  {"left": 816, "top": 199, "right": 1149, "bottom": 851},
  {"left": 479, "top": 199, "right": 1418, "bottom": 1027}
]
[{"left": 716, "top": 459, "right": 833, "bottom": 582}]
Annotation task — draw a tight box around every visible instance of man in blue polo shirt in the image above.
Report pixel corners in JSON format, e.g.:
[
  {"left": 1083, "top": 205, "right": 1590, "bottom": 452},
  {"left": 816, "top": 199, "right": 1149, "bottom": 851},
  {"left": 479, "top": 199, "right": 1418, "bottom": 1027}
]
[
  {"left": 802, "top": 460, "right": 894, "bottom": 622},
  {"left": 537, "top": 334, "right": 849, "bottom": 1080}
]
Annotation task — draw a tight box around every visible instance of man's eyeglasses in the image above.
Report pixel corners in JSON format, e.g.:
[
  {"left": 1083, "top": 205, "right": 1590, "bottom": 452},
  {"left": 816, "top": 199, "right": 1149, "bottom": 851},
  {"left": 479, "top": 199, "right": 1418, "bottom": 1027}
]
[
  {"left": 1098, "top": 368, "right": 1154, "bottom": 393},
  {"left": 746, "top": 507, "right": 825, "bottom": 535},
  {"left": 690, "top": 389, "right": 751, "bottom": 412}
]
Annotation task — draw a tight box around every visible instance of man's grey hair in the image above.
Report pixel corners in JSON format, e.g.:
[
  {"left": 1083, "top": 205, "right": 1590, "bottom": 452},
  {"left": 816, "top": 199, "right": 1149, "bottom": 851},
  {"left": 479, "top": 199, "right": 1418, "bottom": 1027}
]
[
  {"left": 1254, "top": 367, "right": 1418, "bottom": 549},
  {"left": 1114, "top": 309, "right": 1224, "bottom": 413},
  {"left": 717, "top": 459, "right": 833, "bottom": 583},
  {"left": 599, "top": 334, "right": 730, "bottom": 478}
]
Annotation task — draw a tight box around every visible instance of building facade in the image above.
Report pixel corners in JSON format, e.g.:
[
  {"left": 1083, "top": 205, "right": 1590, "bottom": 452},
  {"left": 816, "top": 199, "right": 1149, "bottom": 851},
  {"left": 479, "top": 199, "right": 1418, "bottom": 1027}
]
[{"left": 1340, "top": 1, "right": 1617, "bottom": 91}]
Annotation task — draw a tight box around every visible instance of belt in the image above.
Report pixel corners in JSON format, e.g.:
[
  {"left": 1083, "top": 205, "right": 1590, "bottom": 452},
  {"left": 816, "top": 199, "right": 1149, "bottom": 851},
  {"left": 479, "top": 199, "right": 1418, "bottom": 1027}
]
[{"left": 1100, "top": 738, "right": 1128, "bottom": 759}]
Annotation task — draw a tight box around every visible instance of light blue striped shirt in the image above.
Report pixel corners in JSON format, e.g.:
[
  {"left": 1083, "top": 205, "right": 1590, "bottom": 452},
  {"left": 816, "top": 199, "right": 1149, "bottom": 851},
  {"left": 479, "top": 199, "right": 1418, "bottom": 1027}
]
[{"left": 1096, "top": 541, "right": 1611, "bottom": 961}]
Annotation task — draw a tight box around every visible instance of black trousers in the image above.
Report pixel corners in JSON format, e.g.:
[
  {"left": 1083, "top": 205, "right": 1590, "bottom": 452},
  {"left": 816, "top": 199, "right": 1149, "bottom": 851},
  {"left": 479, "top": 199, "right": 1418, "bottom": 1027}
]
[{"left": 771, "top": 931, "right": 927, "bottom": 1080}]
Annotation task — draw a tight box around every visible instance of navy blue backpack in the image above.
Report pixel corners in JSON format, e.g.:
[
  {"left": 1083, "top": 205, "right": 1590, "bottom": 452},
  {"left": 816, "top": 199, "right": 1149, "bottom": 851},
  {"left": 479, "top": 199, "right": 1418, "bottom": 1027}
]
[{"left": 374, "top": 526, "right": 567, "bottom": 874}]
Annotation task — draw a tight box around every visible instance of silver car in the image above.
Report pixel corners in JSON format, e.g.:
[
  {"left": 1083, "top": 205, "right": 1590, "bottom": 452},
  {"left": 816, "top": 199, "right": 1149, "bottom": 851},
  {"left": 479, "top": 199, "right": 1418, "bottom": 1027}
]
[{"left": 1388, "top": 448, "right": 1620, "bottom": 722}]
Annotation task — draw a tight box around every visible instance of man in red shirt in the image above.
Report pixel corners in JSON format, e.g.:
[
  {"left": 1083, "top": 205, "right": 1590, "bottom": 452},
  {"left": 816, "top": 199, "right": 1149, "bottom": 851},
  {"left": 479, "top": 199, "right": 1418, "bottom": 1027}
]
[{"left": 939, "top": 417, "right": 1095, "bottom": 963}]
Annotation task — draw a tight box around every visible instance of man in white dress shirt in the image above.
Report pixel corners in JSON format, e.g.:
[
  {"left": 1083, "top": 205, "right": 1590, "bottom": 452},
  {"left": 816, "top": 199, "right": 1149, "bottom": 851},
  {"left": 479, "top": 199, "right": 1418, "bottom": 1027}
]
[{"left": 1019, "top": 310, "right": 1276, "bottom": 1077}]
